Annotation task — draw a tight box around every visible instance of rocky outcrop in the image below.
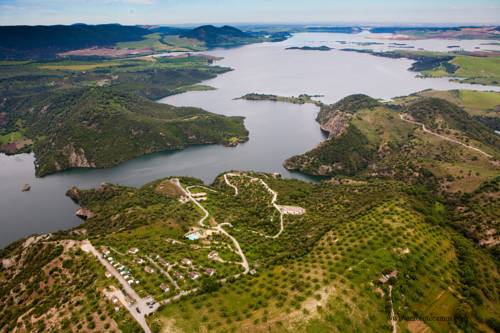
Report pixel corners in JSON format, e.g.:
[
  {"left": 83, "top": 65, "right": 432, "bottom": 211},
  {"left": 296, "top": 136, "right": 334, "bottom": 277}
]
[
  {"left": 75, "top": 207, "right": 95, "bottom": 219},
  {"left": 283, "top": 158, "right": 302, "bottom": 171},
  {"left": 66, "top": 186, "right": 81, "bottom": 203},
  {"left": 67, "top": 182, "right": 116, "bottom": 203},
  {"left": 319, "top": 110, "right": 350, "bottom": 138},
  {"left": 96, "top": 182, "right": 116, "bottom": 194},
  {"left": 63, "top": 144, "right": 95, "bottom": 168}
]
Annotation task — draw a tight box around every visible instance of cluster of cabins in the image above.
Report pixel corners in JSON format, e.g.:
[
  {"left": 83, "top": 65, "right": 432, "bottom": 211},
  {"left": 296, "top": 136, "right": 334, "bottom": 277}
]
[
  {"left": 104, "top": 245, "right": 218, "bottom": 296},
  {"left": 147, "top": 254, "right": 216, "bottom": 291},
  {"left": 171, "top": 257, "right": 216, "bottom": 281},
  {"left": 102, "top": 248, "right": 140, "bottom": 286}
]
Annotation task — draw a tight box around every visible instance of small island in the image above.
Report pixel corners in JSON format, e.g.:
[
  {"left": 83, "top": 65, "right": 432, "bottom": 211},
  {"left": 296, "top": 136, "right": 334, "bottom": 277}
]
[
  {"left": 237, "top": 93, "right": 324, "bottom": 106},
  {"left": 285, "top": 45, "right": 332, "bottom": 51},
  {"left": 339, "top": 48, "right": 500, "bottom": 86},
  {"left": 350, "top": 41, "right": 384, "bottom": 46}
]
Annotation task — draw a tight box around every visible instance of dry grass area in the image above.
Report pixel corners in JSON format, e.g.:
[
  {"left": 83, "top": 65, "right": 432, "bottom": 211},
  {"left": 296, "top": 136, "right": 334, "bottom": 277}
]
[
  {"left": 39, "top": 61, "right": 123, "bottom": 71},
  {"left": 155, "top": 179, "right": 186, "bottom": 198},
  {"left": 57, "top": 47, "right": 153, "bottom": 59}
]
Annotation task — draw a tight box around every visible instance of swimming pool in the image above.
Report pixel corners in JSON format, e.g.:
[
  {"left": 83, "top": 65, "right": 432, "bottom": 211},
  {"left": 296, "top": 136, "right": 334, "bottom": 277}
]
[{"left": 186, "top": 232, "right": 200, "bottom": 241}]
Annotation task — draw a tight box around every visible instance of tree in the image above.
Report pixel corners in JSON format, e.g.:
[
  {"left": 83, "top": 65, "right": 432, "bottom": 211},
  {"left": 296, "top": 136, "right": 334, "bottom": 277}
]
[
  {"left": 201, "top": 278, "right": 221, "bottom": 293},
  {"left": 454, "top": 302, "right": 472, "bottom": 328}
]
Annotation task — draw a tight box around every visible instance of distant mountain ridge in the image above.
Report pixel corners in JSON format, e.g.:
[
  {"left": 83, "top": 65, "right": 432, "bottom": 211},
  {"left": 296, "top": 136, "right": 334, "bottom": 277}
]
[
  {"left": 0, "top": 24, "right": 151, "bottom": 59},
  {"left": 0, "top": 23, "right": 261, "bottom": 60},
  {"left": 180, "top": 25, "right": 253, "bottom": 46}
]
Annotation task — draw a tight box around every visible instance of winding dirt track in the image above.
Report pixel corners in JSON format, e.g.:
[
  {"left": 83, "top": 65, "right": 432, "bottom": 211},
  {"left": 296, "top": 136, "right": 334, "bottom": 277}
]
[
  {"left": 399, "top": 114, "right": 493, "bottom": 158},
  {"left": 224, "top": 173, "right": 285, "bottom": 239},
  {"left": 389, "top": 285, "right": 397, "bottom": 333},
  {"left": 172, "top": 178, "right": 249, "bottom": 273}
]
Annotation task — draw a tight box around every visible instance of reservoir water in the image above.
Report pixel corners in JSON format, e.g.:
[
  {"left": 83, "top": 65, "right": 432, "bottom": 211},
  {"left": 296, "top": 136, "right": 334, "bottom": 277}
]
[{"left": 1, "top": 32, "right": 499, "bottom": 248}]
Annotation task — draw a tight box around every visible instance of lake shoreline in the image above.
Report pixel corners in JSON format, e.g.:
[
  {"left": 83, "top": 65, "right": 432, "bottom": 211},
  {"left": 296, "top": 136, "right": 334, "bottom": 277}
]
[{"left": 2, "top": 31, "right": 499, "bottom": 248}]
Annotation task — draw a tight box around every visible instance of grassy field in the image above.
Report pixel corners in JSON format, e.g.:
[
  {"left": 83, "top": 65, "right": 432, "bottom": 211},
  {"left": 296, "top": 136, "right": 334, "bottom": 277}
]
[
  {"left": 422, "top": 55, "right": 500, "bottom": 86},
  {"left": 38, "top": 61, "right": 122, "bottom": 71},
  {"left": 162, "top": 35, "right": 207, "bottom": 51},
  {"left": 0, "top": 130, "right": 24, "bottom": 144},
  {"left": 173, "top": 84, "right": 216, "bottom": 93},
  {"left": 457, "top": 90, "right": 500, "bottom": 113},
  {"left": 115, "top": 33, "right": 173, "bottom": 51},
  {"left": 349, "top": 49, "right": 500, "bottom": 87},
  {"left": 452, "top": 55, "right": 500, "bottom": 85},
  {"left": 116, "top": 33, "right": 207, "bottom": 52},
  {"left": 417, "top": 90, "right": 500, "bottom": 116},
  {"left": 0, "top": 60, "right": 31, "bottom": 66}
]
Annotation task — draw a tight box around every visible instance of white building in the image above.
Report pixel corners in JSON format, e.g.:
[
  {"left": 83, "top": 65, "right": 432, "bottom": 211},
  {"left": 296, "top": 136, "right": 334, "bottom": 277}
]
[{"left": 128, "top": 247, "right": 139, "bottom": 255}]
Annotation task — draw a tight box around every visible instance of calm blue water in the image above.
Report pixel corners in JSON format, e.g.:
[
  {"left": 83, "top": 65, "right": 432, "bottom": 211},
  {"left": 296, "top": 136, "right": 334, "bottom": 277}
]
[{"left": 1, "top": 32, "right": 498, "bottom": 248}]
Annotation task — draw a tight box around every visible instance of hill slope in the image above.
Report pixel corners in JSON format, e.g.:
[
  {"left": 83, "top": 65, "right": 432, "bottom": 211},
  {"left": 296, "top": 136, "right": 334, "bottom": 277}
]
[
  {"left": 285, "top": 94, "right": 500, "bottom": 256},
  {"left": 5, "top": 88, "right": 248, "bottom": 176},
  {"left": 1, "top": 172, "right": 499, "bottom": 333},
  {"left": 0, "top": 56, "right": 246, "bottom": 176},
  {"left": 410, "top": 90, "right": 500, "bottom": 131},
  {"left": 180, "top": 25, "right": 258, "bottom": 47},
  {"left": 285, "top": 94, "right": 499, "bottom": 192}
]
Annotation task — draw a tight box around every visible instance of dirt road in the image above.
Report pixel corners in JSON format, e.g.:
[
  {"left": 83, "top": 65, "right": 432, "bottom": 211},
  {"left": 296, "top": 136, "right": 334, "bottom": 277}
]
[{"left": 400, "top": 114, "right": 493, "bottom": 158}]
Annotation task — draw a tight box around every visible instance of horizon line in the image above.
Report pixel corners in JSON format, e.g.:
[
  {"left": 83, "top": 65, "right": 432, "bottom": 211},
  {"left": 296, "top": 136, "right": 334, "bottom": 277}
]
[{"left": 1, "top": 21, "right": 499, "bottom": 27}]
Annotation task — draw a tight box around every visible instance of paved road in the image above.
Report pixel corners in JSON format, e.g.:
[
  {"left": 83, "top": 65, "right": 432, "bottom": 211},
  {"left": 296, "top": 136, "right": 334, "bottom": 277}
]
[
  {"left": 400, "top": 114, "right": 493, "bottom": 158},
  {"left": 81, "top": 240, "right": 157, "bottom": 333},
  {"left": 104, "top": 288, "right": 152, "bottom": 333}
]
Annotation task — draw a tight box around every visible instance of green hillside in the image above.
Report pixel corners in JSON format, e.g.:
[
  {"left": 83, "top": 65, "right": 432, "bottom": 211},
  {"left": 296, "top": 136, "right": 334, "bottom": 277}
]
[
  {"left": 7, "top": 88, "right": 247, "bottom": 176},
  {"left": 285, "top": 94, "right": 500, "bottom": 192},
  {"left": 413, "top": 90, "right": 500, "bottom": 131},
  {"left": 342, "top": 49, "right": 500, "bottom": 86},
  {"left": 2, "top": 172, "right": 499, "bottom": 332},
  {"left": 0, "top": 56, "right": 247, "bottom": 176},
  {"left": 180, "top": 25, "right": 260, "bottom": 47},
  {"left": 285, "top": 94, "right": 500, "bottom": 259},
  {"left": 423, "top": 55, "right": 500, "bottom": 86}
]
